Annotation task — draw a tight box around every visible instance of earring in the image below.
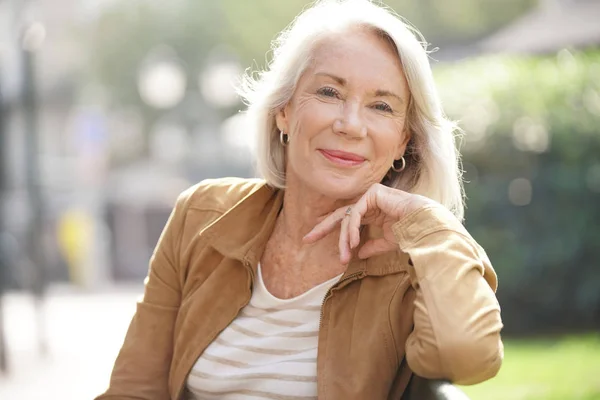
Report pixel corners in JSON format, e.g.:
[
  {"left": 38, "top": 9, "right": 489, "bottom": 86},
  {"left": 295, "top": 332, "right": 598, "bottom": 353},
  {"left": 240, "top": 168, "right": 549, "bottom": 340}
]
[
  {"left": 280, "top": 130, "right": 289, "bottom": 146},
  {"left": 391, "top": 156, "right": 406, "bottom": 172}
]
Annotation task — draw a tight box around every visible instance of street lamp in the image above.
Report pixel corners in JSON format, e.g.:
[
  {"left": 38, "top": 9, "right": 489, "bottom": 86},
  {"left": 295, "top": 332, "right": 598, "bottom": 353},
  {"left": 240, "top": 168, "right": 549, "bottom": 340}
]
[
  {"left": 199, "top": 60, "right": 242, "bottom": 109},
  {"left": 137, "top": 55, "right": 187, "bottom": 110},
  {"left": 21, "top": 21, "right": 46, "bottom": 52}
]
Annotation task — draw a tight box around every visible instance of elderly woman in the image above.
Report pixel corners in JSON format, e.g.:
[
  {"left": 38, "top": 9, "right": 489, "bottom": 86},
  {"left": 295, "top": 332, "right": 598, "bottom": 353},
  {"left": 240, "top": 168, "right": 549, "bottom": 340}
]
[{"left": 97, "top": 0, "right": 503, "bottom": 399}]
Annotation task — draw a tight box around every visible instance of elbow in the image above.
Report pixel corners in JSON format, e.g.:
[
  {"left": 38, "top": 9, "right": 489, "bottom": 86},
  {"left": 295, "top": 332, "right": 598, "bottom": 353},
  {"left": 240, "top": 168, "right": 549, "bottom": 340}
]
[
  {"left": 440, "top": 305, "right": 505, "bottom": 385},
  {"left": 407, "top": 333, "right": 504, "bottom": 386},
  {"left": 445, "top": 335, "right": 504, "bottom": 385}
]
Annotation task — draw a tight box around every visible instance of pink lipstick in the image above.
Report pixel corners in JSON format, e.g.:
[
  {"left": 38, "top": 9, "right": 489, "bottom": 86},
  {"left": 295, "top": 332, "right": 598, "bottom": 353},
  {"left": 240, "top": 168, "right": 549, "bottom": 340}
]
[{"left": 319, "top": 149, "right": 366, "bottom": 167}]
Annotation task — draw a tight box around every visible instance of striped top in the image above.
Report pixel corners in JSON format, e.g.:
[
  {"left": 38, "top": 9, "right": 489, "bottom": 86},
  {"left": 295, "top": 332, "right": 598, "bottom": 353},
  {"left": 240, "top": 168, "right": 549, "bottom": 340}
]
[{"left": 185, "top": 264, "right": 342, "bottom": 400}]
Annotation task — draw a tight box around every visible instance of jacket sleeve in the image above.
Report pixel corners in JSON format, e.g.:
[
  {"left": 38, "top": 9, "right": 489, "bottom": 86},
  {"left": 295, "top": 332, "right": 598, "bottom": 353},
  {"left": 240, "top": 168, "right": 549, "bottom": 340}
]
[
  {"left": 392, "top": 205, "right": 504, "bottom": 386},
  {"left": 95, "top": 188, "right": 192, "bottom": 400}
]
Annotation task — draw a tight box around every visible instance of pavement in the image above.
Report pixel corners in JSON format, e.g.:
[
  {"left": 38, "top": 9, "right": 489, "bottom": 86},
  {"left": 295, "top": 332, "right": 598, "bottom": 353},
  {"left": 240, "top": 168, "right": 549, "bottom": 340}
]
[{"left": 0, "top": 284, "right": 144, "bottom": 400}]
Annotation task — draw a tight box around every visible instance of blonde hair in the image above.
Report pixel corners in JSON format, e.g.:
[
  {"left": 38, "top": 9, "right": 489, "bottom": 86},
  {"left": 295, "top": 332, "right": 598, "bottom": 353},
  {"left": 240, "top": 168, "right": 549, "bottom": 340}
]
[{"left": 239, "top": 0, "right": 465, "bottom": 220}]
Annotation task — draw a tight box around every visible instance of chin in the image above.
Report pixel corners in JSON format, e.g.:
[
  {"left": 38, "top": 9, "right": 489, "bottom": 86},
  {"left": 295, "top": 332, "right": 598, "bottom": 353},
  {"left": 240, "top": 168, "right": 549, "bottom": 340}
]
[{"left": 307, "top": 172, "right": 370, "bottom": 200}]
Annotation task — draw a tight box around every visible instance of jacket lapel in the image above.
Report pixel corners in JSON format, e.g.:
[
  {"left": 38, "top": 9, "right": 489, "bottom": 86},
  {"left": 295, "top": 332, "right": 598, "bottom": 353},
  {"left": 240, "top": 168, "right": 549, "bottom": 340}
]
[{"left": 202, "top": 183, "right": 283, "bottom": 270}]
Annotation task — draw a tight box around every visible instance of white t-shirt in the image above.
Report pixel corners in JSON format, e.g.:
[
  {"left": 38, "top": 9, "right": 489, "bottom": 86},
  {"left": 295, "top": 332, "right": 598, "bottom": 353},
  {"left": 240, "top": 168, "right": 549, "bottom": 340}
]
[{"left": 185, "top": 264, "right": 342, "bottom": 400}]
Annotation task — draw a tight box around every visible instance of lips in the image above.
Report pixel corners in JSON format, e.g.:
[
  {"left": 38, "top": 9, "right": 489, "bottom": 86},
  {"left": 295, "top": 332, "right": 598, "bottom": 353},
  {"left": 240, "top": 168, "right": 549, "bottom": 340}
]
[{"left": 318, "top": 149, "right": 366, "bottom": 167}]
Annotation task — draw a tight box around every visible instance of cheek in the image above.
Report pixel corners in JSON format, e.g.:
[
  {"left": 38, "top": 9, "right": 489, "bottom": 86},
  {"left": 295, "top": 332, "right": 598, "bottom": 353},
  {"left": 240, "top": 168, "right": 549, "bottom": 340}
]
[
  {"left": 371, "top": 148, "right": 395, "bottom": 172},
  {"left": 371, "top": 119, "right": 405, "bottom": 156},
  {"left": 290, "top": 100, "right": 338, "bottom": 138}
]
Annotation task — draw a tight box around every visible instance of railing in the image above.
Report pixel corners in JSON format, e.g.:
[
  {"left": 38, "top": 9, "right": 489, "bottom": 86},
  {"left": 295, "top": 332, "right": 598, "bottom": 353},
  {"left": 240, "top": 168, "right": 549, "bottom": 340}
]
[{"left": 402, "top": 377, "right": 470, "bottom": 400}]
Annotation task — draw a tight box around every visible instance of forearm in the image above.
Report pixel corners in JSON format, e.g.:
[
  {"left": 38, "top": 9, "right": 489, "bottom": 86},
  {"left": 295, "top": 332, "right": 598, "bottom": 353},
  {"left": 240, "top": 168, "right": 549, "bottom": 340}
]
[{"left": 393, "top": 205, "right": 503, "bottom": 385}]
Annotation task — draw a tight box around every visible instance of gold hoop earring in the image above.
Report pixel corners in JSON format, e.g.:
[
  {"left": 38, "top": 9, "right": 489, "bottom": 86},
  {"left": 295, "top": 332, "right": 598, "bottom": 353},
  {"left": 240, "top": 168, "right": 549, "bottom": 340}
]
[
  {"left": 391, "top": 156, "right": 406, "bottom": 172},
  {"left": 280, "top": 130, "right": 289, "bottom": 146}
]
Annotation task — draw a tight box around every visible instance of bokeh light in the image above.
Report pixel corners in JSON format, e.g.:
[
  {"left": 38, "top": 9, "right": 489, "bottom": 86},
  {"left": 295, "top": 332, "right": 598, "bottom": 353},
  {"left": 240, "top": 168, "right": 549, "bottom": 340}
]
[
  {"left": 137, "top": 59, "right": 187, "bottom": 109},
  {"left": 508, "top": 177, "right": 532, "bottom": 206}
]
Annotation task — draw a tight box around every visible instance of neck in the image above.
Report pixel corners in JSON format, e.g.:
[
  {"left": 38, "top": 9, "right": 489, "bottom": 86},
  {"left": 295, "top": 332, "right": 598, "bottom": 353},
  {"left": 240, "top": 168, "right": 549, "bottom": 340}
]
[{"left": 276, "top": 173, "right": 354, "bottom": 250}]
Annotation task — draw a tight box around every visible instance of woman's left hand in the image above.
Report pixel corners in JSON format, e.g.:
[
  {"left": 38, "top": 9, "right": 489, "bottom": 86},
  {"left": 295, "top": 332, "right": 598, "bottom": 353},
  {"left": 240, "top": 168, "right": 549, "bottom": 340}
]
[{"left": 303, "top": 183, "right": 434, "bottom": 264}]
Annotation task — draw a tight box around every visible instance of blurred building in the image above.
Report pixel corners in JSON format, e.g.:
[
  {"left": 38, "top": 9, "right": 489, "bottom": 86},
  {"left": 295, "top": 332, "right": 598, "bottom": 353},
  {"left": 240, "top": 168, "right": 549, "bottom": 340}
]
[
  {"left": 0, "top": 0, "right": 87, "bottom": 289},
  {"left": 0, "top": 0, "right": 257, "bottom": 287},
  {"left": 480, "top": 0, "right": 600, "bottom": 54}
]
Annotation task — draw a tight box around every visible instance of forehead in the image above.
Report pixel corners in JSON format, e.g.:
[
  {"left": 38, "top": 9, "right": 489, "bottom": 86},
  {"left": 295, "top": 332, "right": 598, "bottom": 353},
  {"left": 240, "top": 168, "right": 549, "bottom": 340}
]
[{"left": 307, "top": 28, "right": 408, "bottom": 93}]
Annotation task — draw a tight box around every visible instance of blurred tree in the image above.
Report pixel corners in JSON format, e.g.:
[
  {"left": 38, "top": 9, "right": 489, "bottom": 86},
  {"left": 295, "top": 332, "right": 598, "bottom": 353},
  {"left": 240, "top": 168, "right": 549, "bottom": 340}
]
[
  {"left": 219, "top": 0, "right": 537, "bottom": 66},
  {"left": 85, "top": 0, "right": 536, "bottom": 111},
  {"left": 386, "top": 0, "right": 537, "bottom": 46},
  {"left": 86, "top": 1, "right": 224, "bottom": 107},
  {"left": 83, "top": 1, "right": 235, "bottom": 166},
  {"left": 436, "top": 50, "right": 600, "bottom": 335},
  {"left": 81, "top": 0, "right": 536, "bottom": 168}
]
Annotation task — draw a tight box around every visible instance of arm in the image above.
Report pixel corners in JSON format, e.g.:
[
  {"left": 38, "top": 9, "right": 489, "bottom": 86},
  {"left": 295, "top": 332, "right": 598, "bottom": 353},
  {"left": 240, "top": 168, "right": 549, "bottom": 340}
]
[
  {"left": 303, "top": 184, "right": 504, "bottom": 385},
  {"left": 392, "top": 205, "right": 503, "bottom": 385},
  {"left": 96, "top": 189, "right": 191, "bottom": 400}
]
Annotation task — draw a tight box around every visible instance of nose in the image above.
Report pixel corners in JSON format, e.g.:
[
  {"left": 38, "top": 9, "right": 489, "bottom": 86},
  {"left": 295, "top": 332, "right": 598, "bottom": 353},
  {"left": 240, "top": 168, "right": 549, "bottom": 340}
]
[{"left": 334, "top": 100, "right": 367, "bottom": 138}]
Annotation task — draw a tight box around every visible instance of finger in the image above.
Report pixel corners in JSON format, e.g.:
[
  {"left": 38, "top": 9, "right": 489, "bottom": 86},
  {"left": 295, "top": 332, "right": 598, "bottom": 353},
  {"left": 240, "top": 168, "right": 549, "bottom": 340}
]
[
  {"left": 303, "top": 207, "right": 347, "bottom": 244},
  {"left": 358, "top": 238, "right": 397, "bottom": 259},
  {"left": 339, "top": 213, "right": 352, "bottom": 264},
  {"left": 348, "top": 207, "right": 362, "bottom": 249},
  {"left": 346, "top": 187, "right": 381, "bottom": 249},
  {"left": 358, "top": 184, "right": 411, "bottom": 223},
  {"left": 352, "top": 185, "right": 378, "bottom": 223}
]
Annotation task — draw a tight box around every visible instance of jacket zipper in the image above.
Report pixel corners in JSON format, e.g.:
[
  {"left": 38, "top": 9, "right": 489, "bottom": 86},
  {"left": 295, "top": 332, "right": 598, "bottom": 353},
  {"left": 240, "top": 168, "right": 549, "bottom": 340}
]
[{"left": 318, "top": 270, "right": 365, "bottom": 329}]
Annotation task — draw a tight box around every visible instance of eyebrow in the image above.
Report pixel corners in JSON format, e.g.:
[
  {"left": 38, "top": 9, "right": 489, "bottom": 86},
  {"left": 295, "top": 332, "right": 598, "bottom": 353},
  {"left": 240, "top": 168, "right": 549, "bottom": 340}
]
[
  {"left": 374, "top": 89, "right": 404, "bottom": 105},
  {"left": 315, "top": 72, "right": 404, "bottom": 104},
  {"left": 316, "top": 72, "right": 346, "bottom": 85}
]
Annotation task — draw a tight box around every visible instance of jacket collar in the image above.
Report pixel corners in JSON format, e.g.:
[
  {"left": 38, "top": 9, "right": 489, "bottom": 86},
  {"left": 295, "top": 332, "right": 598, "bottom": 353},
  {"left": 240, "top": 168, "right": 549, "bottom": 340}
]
[
  {"left": 203, "top": 182, "right": 281, "bottom": 267},
  {"left": 203, "top": 182, "right": 408, "bottom": 277}
]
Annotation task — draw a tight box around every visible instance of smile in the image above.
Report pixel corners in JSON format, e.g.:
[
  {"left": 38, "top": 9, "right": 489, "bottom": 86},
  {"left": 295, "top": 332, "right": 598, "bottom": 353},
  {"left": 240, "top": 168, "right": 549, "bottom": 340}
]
[{"left": 318, "top": 149, "right": 366, "bottom": 167}]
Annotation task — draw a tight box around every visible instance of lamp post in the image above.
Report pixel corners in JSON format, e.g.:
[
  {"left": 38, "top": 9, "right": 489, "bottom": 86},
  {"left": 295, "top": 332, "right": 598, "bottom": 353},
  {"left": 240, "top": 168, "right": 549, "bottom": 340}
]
[
  {"left": 0, "top": 70, "right": 7, "bottom": 375},
  {"left": 20, "top": 20, "right": 48, "bottom": 357},
  {"left": 0, "top": 0, "right": 48, "bottom": 374}
]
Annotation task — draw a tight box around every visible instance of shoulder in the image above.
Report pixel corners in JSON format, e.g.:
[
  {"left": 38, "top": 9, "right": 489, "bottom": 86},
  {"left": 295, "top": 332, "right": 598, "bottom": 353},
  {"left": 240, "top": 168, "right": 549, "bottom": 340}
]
[
  {"left": 177, "top": 177, "right": 267, "bottom": 214},
  {"left": 168, "top": 177, "right": 268, "bottom": 248}
]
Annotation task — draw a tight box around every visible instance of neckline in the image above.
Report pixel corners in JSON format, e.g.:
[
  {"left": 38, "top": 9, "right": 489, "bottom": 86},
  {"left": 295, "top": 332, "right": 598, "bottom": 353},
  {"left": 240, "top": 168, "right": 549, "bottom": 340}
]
[{"left": 256, "top": 263, "right": 343, "bottom": 303}]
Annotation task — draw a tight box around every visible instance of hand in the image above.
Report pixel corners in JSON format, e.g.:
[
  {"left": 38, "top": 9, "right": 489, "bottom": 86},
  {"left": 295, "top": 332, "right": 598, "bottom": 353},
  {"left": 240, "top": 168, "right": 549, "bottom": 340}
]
[{"left": 303, "top": 184, "right": 433, "bottom": 264}]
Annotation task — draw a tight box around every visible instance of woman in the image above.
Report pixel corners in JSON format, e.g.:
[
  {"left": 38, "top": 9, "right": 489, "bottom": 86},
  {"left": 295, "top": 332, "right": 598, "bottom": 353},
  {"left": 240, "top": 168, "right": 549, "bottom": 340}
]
[{"left": 97, "top": 0, "right": 503, "bottom": 399}]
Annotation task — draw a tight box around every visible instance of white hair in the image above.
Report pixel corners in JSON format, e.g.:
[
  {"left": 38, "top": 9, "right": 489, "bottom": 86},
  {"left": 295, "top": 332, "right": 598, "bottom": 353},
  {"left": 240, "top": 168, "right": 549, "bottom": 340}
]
[{"left": 238, "top": 0, "right": 465, "bottom": 220}]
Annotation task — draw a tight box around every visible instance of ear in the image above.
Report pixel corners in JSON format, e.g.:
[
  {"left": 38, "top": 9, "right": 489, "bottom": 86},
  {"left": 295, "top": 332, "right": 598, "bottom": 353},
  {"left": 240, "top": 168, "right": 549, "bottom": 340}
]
[
  {"left": 395, "top": 129, "right": 412, "bottom": 160},
  {"left": 275, "top": 105, "right": 290, "bottom": 134}
]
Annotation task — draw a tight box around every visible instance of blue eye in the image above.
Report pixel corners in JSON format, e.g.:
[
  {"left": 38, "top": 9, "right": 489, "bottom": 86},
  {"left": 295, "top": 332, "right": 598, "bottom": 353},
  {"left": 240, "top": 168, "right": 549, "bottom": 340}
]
[
  {"left": 317, "top": 87, "right": 340, "bottom": 98},
  {"left": 373, "top": 102, "right": 393, "bottom": 113}
]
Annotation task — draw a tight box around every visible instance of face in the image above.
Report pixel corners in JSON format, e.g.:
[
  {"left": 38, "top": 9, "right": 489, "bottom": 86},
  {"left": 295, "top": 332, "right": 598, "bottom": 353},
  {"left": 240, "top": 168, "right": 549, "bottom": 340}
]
[{"left": 276, "top": 28, "right": 411, "bottom": 200}]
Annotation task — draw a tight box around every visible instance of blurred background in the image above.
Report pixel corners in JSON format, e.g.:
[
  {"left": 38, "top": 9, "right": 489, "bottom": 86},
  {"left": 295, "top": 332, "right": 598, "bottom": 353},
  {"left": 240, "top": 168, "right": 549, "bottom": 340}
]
[{"left": 0, "top": 0, "right": 599, "bottom": 399}]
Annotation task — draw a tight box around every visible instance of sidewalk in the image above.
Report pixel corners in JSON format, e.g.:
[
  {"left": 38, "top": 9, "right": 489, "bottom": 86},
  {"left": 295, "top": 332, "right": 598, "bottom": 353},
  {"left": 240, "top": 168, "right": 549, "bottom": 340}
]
[{"left": 0, "top": 284, "right": 143, "bottom": 400}]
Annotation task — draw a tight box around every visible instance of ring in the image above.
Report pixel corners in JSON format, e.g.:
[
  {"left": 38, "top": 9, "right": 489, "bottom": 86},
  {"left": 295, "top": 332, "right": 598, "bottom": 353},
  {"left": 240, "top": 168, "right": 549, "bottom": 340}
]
[{"left": 344, "top": 206, "right": 352, "bottom": 217}]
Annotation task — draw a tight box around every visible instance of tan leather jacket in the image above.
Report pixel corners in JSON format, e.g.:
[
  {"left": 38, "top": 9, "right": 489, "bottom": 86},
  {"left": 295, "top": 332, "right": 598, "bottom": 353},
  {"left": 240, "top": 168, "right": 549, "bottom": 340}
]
[{"left": 96, "top": 178, "right": 503, "bottom": 400}]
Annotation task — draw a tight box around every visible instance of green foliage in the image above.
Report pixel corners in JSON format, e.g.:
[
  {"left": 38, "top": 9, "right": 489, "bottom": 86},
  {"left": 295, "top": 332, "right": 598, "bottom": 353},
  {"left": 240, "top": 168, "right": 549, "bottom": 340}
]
[
  {"left": 218, "top": 0, "right": 310, "bottom": 64},
  {"left": 384, "top": 0, "right": 536, "bottom": 46},
  {"left": 86, "top": 1, "right": 225, "bottom": 107},
  {"left": 435, "top": 50, "right": 600, "bottom": 335},
  {"left": 218, "top": 0, "right": 536, "bottom": 67},
  {"left": 85, "top": 0, "right": 535, "bottom": 106},
  {"left": 461, "top": 335, "right": 600, "bottom": 399}
]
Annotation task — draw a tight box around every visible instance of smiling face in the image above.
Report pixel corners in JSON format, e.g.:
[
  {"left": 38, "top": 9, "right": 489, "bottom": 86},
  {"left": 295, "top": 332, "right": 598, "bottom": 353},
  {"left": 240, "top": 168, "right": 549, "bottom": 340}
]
[{"left": 276, "top": 27, "right": 412, "bottom": 200}]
